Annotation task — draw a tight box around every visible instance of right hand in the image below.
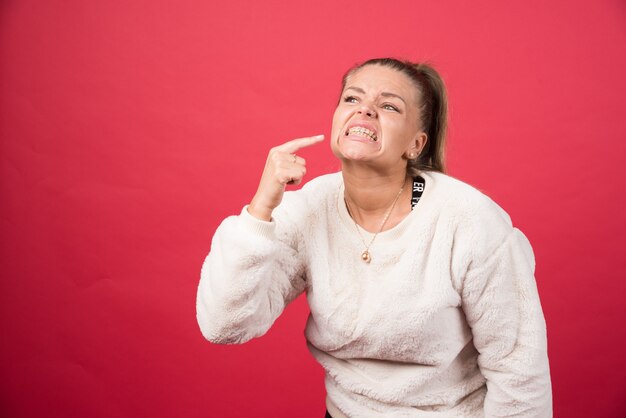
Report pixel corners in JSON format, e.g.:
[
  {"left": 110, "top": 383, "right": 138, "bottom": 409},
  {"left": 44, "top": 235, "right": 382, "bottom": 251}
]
[{"left": 248, "top": 134, "right": 325, "bottom": 221}]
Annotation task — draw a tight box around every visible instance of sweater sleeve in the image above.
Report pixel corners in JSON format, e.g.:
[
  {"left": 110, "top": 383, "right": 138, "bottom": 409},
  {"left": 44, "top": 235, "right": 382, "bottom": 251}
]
[
  {"left": 196, "top": 202, "right": 307, "bottom": 344},
  {"left": 461, "top": 226, "right": 552, "bottom": 417}
]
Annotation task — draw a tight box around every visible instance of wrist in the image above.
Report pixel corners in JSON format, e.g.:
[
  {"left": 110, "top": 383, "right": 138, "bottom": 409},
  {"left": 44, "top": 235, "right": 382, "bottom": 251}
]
[{"left": 247, "top": 202, "right": 273, "bottom": 221}]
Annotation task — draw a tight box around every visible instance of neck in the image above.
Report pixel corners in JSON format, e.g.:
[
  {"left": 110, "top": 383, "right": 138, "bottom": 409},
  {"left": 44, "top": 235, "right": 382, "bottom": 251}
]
[{"left": 342, "top": 163, "right": 410, "bottom": 232}]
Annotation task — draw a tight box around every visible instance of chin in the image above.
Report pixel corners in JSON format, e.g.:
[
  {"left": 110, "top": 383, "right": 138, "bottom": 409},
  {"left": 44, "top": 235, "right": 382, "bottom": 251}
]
[{"left": 340, "top": 150, "right": 373, "bottom": 162}]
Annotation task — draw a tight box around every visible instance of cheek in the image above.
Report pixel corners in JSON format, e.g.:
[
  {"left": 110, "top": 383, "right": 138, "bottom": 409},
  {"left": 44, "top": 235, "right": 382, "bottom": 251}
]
[{"left": 388, "top": 119, "right": 419, "bottom": 142}]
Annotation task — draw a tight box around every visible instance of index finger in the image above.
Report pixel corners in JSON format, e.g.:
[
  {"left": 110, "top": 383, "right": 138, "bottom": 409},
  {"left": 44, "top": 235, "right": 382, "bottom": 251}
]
[{"left": 278, "top": 134, "right": 325, "bottom": 154}]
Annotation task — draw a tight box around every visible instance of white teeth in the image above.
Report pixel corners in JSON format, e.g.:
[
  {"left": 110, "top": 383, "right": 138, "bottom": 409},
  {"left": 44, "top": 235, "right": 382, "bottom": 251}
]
[{"left": 347, "top": 127, "right": 377, "bottom": 141}]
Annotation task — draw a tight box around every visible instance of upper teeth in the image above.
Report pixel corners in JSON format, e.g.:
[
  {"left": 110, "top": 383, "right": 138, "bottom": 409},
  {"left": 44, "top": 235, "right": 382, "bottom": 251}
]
[{"left": 348, "top": 127, "right": 377, "bottom": 141}]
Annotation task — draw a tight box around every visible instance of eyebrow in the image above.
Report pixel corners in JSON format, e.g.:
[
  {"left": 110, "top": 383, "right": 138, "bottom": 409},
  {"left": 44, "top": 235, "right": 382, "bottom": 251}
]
[{"left": 345, "top": 86, "right": 406, "bottom": 105}]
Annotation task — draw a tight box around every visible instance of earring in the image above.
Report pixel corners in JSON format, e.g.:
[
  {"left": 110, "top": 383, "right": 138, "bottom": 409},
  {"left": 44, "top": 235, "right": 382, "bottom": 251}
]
[{"left": 408, "top": 152, "right": 418, "bottom": 160}]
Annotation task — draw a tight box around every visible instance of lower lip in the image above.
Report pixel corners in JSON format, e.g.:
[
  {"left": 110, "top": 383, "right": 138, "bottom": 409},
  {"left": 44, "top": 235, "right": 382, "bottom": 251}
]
[{"left": 344, "top": 133, "right": 377, "bottom": 143}]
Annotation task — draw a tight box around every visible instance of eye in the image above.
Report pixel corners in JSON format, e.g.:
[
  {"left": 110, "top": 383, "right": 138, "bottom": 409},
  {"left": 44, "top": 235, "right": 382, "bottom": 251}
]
[
  {"left": 343, "top": 95, "right": 359, "bottom": 103},
  {"left": 382, "top": 103, "right": 399, "bottom": 112}
]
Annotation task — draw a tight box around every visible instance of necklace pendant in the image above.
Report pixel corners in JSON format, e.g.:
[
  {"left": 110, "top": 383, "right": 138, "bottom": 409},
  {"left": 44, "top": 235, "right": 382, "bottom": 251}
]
[{"left": 361, "top": 250, "right": 371, "bottom": 263}]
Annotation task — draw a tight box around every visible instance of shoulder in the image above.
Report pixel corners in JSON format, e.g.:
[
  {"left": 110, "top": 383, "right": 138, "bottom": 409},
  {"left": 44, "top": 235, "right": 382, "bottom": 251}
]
[
  {"left": 422, "top": 171, "right": 517, "bottom": 263},
  {"left": 300, "top": 172, "right": 343, "bottom": 193},
  {"left": 423, "top": 171, "right": 512, "bottom": 226},
  {"left": 274, "top": 172, "right": 341, "bottom": 220},
  {"left": 283, "top": 172, "right": 341, "bottom": 204}
]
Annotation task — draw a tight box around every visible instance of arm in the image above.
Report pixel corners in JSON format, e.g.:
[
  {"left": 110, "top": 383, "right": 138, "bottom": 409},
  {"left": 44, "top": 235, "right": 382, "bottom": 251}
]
[
  {"left": 196, "top": 134, "right": 324, "bottom": 344},
  {"left": 462, "top": 228, "right": 552, "bottom": 417},
  {"left": 196, "top": 204, "right": 307, "bottom": 344}
]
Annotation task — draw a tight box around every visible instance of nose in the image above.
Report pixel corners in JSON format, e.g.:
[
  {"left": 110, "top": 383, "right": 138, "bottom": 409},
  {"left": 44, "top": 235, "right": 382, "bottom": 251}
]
[{"left": 357, "top": 103, "right": 377, "bottom": 118}]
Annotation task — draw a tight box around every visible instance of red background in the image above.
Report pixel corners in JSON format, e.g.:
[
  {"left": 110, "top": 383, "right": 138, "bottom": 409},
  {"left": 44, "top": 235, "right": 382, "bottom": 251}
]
[{"left": 1, "top": 1, "right": 625, "bottom": 417}]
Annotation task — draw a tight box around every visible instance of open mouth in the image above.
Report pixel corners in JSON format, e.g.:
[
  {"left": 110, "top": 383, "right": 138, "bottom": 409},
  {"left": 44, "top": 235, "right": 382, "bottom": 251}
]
[{"left": 345, "top": 126, "right": 378, "bottom": 142}]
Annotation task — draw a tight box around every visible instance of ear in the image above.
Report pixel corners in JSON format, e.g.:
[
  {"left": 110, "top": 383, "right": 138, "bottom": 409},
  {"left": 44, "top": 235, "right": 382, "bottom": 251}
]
[{"left": 405, "top": 131, "right": 427, "bottom": 160}]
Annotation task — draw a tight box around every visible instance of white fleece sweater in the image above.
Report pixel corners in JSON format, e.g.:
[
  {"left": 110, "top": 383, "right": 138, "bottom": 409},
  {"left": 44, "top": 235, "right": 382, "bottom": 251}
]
[{"left": 196, "top": 171, "right": 552, "bottom": 417}]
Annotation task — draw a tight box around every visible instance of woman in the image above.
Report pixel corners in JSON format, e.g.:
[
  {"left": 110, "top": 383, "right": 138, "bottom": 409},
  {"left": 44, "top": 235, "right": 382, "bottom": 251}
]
[{"left": 196, "top": 58, "right": 552, "bottom": 417}]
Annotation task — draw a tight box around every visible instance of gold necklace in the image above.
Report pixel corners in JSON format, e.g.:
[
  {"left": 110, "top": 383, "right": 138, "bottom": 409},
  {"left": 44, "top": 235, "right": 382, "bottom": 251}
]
[{"left": 344, "top": 181, "right": 405, "bottom": 263}]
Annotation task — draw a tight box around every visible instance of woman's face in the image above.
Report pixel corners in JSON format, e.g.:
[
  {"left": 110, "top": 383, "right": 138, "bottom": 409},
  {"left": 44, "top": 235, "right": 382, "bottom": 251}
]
[{"left": 330, "top": 65, "right": 426, "bottom": 170}]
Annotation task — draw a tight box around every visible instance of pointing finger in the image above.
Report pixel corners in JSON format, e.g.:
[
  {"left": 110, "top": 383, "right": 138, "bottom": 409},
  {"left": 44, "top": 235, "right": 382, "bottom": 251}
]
[{"left": 278, "top": 134, "right": 324, "bottom": 154}]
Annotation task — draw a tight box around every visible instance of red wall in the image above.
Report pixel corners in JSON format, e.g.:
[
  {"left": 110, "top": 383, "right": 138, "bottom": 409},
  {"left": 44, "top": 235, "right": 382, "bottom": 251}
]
[{"left": 1, "top": 1, "right": 625, "bottom": 417}]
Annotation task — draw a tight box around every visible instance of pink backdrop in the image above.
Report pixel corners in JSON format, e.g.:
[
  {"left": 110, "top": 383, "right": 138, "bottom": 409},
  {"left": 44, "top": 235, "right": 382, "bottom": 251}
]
[{"left": 1, "top": 0, "right": 625, "bottom": 417}]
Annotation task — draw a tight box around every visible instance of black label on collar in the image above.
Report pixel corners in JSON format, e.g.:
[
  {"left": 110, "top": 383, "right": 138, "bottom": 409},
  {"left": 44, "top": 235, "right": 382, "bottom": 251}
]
[{"left": 411, "top": 176, "right": 425, "bottom": 210}]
